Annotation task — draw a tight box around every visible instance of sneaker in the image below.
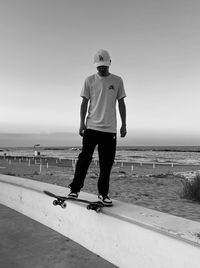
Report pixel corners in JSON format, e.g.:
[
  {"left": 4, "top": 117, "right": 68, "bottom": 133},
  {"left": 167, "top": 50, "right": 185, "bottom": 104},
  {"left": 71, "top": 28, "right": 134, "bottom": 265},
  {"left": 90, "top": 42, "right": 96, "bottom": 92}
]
[
  {"left": 68, "top": 191, "right": 79, "bottom": 199},
  {"left": 98, "top": 195, "right": 113, "bottom": 206}
]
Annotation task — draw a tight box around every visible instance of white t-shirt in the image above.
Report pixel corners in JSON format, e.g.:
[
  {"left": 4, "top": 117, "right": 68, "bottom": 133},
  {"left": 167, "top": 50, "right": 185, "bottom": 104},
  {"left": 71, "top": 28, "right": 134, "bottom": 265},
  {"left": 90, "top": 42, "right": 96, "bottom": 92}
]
[{"left": 80, "top": 73, "right": 126, "bottom": 133}]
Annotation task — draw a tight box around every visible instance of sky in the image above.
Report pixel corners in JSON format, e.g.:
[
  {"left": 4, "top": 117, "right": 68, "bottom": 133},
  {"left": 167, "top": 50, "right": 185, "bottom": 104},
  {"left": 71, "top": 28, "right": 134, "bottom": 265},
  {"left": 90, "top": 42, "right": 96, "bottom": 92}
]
[{"left": 0, "top": 0, "right": 200, "bottom": 146}]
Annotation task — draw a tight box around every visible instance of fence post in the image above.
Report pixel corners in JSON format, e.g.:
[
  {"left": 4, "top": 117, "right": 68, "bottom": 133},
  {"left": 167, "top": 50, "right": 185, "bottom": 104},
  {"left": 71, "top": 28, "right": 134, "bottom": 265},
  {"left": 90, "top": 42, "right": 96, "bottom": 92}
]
[
  {"left": 39, "top": 164, "right": 42, "bottom": 174},
  {"left": 131, "top": 165, "right": 134, "bottom": 172}
]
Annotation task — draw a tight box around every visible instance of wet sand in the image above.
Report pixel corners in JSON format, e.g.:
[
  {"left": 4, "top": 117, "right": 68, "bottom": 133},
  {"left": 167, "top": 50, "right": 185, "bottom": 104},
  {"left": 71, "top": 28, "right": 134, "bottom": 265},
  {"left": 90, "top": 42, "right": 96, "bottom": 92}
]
[{"left": 1, "top": 156, "right": 200, "bottom": 223}]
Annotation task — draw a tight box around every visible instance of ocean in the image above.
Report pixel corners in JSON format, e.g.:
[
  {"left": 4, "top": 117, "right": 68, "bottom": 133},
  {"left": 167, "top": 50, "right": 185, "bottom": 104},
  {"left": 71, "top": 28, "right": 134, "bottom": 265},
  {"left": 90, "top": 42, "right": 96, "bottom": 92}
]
[{"left": 0, "top": 146, "right": 200, "bottom": 165}]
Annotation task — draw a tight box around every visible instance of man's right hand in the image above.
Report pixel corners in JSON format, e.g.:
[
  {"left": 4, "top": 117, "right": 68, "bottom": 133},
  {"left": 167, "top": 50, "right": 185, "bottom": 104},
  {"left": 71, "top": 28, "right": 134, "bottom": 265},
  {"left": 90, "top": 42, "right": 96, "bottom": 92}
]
[{"left": 79, "top": 124, "right": 86, "bottom": 136}]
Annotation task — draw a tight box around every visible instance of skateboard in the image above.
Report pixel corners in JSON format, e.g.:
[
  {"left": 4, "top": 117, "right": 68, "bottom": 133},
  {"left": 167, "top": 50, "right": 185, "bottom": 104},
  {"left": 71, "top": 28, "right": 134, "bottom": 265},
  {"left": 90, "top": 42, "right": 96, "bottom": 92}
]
[{"left": 43, "top": 190, "right": 110, "bottom": 213}]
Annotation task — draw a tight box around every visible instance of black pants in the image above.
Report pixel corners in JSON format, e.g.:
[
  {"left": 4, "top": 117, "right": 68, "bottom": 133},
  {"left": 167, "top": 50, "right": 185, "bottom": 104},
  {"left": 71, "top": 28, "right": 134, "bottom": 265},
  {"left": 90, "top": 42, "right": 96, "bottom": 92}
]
[{"left": 69, "top": 129, "right": 116, "bottom": 197}]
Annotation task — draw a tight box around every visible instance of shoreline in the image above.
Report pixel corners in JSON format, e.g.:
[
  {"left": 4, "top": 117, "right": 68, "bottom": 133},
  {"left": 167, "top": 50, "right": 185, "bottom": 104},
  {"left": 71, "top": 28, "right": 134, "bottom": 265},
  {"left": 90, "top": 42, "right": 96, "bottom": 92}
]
[
  {"left": 1, "top": 157, "right": 200, "bottom": 223},
  {"left": 1, "top": 145, "right": 200, "bottom": 166}
]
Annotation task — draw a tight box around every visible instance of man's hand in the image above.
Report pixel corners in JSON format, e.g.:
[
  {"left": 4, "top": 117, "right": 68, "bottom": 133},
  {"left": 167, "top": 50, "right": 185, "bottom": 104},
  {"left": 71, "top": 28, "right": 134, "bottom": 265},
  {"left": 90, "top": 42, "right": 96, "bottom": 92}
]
[
  {"left": 118, "top": 98, "right": 127, "bottom": 138},
  {"left": 79, "top": 97, "right": 88, "bottom": 136},
  {"left": 120, "top": 125, "right": 127, "bottom": 137},
  {"left": 79, "top": 123, "right": 86, "bottom": 136}
]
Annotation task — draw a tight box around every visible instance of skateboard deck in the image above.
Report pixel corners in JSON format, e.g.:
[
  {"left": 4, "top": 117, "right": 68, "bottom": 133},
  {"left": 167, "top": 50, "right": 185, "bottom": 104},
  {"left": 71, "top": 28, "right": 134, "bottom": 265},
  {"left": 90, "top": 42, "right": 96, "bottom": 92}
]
[{"left": 44, "top": 190, "right": 111, "bottom": 212}]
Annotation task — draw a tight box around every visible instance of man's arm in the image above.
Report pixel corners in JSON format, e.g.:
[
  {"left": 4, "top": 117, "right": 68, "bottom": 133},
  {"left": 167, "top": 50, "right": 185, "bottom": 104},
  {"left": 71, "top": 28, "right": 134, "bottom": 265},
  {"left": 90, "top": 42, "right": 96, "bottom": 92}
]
[
  {"left": 79, "top": 97, "right": 89, "bottom": 136},
  {"left": 118, "top": 98, "right": 127, "bottom": 137}
]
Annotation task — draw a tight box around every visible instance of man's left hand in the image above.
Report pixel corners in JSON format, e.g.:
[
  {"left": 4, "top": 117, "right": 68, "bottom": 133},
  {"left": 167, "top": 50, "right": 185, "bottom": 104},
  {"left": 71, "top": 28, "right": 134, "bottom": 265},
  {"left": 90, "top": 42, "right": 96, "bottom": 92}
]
[{"left": 120, "top": 125, "right": 127, "bottom": 137}]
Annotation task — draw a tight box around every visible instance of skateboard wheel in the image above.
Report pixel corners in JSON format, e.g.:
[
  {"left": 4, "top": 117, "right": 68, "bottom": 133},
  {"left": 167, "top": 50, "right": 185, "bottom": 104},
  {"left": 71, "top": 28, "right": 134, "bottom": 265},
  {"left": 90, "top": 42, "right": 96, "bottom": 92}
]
[
  {"left": 87, "top": 205, "right": 91, "bottom": 210},
  {"left": 61, "top": 202, "right": 67, "bottom": 209},
  {"left": 53, "top": 200, "right": 58, "bottom": 206},
  {"left": 96, "top": 207, "right": 101, "bottom": 213}
]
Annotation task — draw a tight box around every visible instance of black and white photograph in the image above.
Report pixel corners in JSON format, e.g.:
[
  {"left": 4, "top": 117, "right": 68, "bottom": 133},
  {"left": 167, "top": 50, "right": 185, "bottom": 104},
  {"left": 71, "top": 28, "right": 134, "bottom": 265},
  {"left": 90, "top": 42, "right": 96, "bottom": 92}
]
[{"left": 0, "top": 0, "right": 200, "bottom": 267}]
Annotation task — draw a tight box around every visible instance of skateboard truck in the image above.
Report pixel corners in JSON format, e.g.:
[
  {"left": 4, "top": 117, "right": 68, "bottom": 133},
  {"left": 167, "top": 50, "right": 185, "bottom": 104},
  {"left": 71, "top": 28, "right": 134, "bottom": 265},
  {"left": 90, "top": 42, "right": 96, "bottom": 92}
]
[{"left": 53, "top": 199, "right": 67, "bottom": 209}]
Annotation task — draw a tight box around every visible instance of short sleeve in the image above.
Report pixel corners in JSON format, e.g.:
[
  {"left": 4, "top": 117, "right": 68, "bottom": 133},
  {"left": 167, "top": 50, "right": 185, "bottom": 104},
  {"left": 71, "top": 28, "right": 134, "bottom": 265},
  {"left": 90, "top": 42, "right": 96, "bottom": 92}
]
[
  {"left": 80, "top": 78, "right": 90, "bottom": 99},
  {"left": 117, "top": 78, "right": 126, "bottom": 100}
]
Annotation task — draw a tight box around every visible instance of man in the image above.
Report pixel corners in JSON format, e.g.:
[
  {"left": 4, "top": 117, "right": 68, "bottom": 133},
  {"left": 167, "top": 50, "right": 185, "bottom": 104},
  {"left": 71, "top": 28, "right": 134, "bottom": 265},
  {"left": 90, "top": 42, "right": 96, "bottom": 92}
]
[{"left": 68, "top": 49, "right": 127, "bottom": 206}]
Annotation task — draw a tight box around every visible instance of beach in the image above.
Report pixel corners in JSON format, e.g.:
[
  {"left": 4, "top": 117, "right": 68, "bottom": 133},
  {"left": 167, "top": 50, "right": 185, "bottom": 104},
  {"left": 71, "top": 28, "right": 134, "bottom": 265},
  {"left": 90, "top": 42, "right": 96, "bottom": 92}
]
[{"left": 1, "top": 155, "right": 200, "bottom": 223}]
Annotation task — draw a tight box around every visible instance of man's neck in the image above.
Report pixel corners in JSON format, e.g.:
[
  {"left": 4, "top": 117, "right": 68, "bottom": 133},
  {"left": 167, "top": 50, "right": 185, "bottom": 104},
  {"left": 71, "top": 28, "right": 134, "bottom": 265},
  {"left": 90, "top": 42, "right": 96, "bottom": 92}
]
[{"left": 97, "top": 72, "right": 110, "bottom": 77}]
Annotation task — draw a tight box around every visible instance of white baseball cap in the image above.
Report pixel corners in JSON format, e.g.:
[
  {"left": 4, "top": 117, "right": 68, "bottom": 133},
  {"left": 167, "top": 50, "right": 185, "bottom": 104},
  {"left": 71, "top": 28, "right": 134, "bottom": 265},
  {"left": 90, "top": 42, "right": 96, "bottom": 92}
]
[{"left": 93, "top": 49, "right": 111, "bottom": 67}]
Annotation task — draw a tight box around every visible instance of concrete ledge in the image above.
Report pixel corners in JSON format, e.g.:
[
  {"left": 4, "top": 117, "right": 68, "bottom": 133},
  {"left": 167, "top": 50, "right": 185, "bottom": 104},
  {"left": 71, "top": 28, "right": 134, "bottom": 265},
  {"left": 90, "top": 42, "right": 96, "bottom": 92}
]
[{"left": 1, "top": 175, "right": 200, "bottom": 268}]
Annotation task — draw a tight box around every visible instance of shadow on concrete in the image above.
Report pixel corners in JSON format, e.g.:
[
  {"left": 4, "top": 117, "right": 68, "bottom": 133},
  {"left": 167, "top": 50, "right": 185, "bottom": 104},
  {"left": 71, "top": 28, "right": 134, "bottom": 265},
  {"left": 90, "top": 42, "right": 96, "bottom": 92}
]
[{"left": 0, "top": 204, "right": 117, "bottom": 268}]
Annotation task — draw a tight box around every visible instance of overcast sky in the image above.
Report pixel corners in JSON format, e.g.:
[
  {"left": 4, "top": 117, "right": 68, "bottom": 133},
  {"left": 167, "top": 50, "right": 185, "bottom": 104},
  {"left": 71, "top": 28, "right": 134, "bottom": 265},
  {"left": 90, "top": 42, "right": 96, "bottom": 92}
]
[{"left": 0, "top": 0, "right": 200, "bottom": 146}]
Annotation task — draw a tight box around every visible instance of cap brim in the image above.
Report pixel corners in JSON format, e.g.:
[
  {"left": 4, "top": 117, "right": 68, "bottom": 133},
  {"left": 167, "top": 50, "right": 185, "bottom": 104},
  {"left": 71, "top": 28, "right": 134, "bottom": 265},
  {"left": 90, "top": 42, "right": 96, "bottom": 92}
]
[{"left": 94, "top": 61, "right": 111, "bottom": 67}]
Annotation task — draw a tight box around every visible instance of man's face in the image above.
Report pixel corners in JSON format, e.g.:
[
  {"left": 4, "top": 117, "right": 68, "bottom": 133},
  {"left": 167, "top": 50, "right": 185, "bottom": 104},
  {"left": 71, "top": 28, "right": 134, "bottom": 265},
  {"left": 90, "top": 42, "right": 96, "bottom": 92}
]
[{"left": 97, "top": 65, "right": 110, "bottom": 76}]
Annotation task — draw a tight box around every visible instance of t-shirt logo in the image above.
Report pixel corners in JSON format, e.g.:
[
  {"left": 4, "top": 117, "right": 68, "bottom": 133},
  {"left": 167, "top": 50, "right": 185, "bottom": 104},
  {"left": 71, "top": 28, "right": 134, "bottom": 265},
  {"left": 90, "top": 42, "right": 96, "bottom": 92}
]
[
  {"left": 108, "top": 85, "right": 115, "bottom": 90},
  {"left": 99, "top": 55, "right": 104, "bottom": 61}
]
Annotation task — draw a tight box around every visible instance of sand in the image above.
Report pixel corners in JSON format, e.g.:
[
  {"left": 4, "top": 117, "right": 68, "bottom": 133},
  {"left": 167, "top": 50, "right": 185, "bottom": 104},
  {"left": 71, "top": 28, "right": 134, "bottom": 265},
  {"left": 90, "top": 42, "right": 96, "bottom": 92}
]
[{"left": 1, "top": 156, "right": 200, "bottom": 223}]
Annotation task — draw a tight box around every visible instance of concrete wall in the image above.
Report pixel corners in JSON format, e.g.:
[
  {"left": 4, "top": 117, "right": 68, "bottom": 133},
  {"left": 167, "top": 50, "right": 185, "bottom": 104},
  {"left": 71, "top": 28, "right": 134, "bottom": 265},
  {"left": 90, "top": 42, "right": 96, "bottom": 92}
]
[{"left": 1, "top": 174, "right": 200, "bottom": 268}]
